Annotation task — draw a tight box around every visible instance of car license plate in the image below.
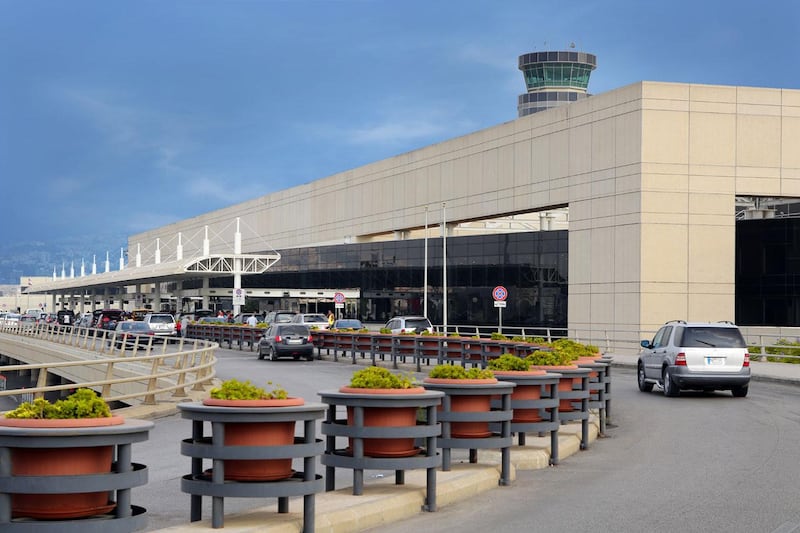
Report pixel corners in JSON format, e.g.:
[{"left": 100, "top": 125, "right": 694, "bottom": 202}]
[
  {"left": 287, "top": 339, "right": 302, "bottom": 344},
  {"left": 706, "top": 357, "right": 724, "bottom": 366}
]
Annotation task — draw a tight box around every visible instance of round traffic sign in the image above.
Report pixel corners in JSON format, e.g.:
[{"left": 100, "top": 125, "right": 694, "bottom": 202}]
[
  {"left": 334, "top": 292, "right": 346, "bottom": 304},
  {"left": 492, "top": 286, "right": 508, "bottom": 301}
]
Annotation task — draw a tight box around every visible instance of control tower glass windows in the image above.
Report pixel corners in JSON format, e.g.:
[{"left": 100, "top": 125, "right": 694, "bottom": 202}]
[{"left": 523, "top": 63, "right": 593, "bottom": 91}]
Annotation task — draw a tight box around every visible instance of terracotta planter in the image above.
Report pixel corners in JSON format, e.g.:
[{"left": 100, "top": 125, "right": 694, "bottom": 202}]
[
  {"left": 423, "top": 377, "right": 497, "bottom": 437},
  {"left": 491, "top": 370, "right": 547, "bottom": 422},
  {"left": 530, "top": 364, "right": 581, "bottom": 411},
  {"left": 417, "top": 337, "right": 442, "bottom": 358},
  {"left": 202, "top": 397, "right": 304, "bottom": 480},
  {"left": 339, "top": 386, "right": 425, "bottom": 457},
  {"left": 1, "top": 415, "right": 124, "bottom": 519},
  {"left": 395, "top": 336, "right": 417, "bottom": 357}
]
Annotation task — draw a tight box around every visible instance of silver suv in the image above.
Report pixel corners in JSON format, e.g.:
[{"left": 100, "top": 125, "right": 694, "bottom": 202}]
[
  {"left": 143, "top": 313, "right": 177, "bottom": 340},
  {"left": 638, "top": 321, "right": 750, "bottom": 397}
]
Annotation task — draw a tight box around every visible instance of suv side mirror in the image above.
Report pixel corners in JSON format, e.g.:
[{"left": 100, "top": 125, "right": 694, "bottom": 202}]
[{"left": 640, "top": 340, "right": 651, "bottom": 349}]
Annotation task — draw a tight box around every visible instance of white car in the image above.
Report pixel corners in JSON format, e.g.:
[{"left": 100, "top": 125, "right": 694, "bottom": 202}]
[
  {"left": 384, "top": 316, "right": 433, "bottom": 334},
  {"left": 2, "top": 313, "right": 21, "bottom": 328},
  {"left": 143, "top": 313, "right": 177, "bottom": 340},
  {"left": 638, "top": 321, "right": 750, "bottom": 397},
  {"left": 291, "top": 313, "right": 330, "bottom": 330}
]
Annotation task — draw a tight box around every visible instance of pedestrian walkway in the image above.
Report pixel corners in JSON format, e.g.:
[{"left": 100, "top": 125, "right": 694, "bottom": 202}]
[{"left": 119, "top": 353, "right": 800, "bottom": 532}]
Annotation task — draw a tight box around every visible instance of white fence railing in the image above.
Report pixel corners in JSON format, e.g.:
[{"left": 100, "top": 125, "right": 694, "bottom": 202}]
[{"left": 0, "top": 321, "right": 217, "bottom": 408}]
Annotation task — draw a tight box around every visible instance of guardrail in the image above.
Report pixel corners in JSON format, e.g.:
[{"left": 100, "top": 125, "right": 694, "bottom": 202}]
[{"left": 0, "top": 321, "right": 217, "bottom": 408}]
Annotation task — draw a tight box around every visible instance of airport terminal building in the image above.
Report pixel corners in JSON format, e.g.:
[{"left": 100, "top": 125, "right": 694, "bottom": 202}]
[{"left": 27, "top": 51, "right": 800, "bottom": 348}]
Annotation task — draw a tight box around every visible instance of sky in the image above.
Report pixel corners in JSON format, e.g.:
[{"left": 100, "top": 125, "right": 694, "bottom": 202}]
[{"left": 2, "top": 0, "right": 800, "bottom": 257}]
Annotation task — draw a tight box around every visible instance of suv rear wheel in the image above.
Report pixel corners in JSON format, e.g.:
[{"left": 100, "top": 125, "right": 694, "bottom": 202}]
[
  {"left": 637, "top": 363, "right": 653, "bottom": 392},
  {"left": 732, "top": 384, "right": 749, "bottom": 398},
  {"left": 663, "top": 367, "right": 680, "bottom": 397}
]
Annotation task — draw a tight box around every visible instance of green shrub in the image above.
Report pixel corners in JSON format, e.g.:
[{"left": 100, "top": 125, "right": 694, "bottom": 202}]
[
  {"left": 763, "top": 339, "right": 800, "bottom": 364},
  {"left": 349, "top": 367, "right": 416, "bottom": 389},
  {"left": 490, "top": 332, "right": 509, "bottom": 341},
  {"left": 487, "top": 353, "right": 531, "bottom": 371},
  {"left": 525, "top": 350, "right": 564, "bottom": 366},
  {"left": 428, "top": 364, "right": 494, "bottom": 380},
  {"left": 209, "top": 379, "right": 288, "bottom": 400},
  {"left": 379, "top": 328, "right": 392, "bottom": 334},
  {"left": 5, "top": 388, "right": 111, "bottom": 419}
]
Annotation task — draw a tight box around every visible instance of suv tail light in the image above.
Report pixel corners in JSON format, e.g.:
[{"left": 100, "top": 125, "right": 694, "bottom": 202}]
[
  {"left": 275, "top": 335, "right": 282, "bottom": 343},
  {"left": 675, "top": 352, "right": 687, "bottom": 366},
  {"left": 743, "top": 353, "right": 750, "bottom": 367}
]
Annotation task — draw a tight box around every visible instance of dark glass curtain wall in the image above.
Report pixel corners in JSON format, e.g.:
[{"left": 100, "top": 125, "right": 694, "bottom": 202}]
[
  {"left": 736, "top": 218, "right": 800, "bottom": 326},
  {"left": 197, "top": 231, "right": 568, "bottom": 328}
]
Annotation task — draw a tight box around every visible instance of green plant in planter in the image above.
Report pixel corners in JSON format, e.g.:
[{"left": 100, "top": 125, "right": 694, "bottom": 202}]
[
  {"left": 490, "top": 332, "right": 509, "bottom": 341},
  {"left": 428, "top": 364, "right": 494, "bottom": 380},
  {"left": 448, "top": 333, "right": 462, "bottom": 338},
  {"left": 358, "top": 328, "right": 370, "bottom": 333},
  {"left": 487, "top": 353, "right": 531, "bottom": 371},
  {"left": 209, "top": 378, "right": 288, "bottom": 400},
  {"left": 5, "top": 388, "right": 111, "bottom": 419},
  {"left": 379, "top": 327, "right": 392, "bottom": 334},
  {"left": 525, "top": 350, "right": 570, "bottom": 366},
  {"left": 349, "top": 367, "right": 416, "bottom": 389},
  {"left": 551, "top": 338, "right": 599, "bottom": 361}
]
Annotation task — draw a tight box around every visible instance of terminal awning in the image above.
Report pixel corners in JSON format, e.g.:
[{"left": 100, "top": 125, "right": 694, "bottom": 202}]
[{"left": 24, "top": 253, "right": 281, "bottom": 294}]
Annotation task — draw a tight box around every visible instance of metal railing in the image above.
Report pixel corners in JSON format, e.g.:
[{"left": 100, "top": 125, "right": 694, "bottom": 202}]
[{"left": 0, "top": 321, "right": 217, "bottom": 408}]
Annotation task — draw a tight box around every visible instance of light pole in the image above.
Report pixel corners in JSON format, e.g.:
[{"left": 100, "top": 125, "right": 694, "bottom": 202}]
[
  {"left": 424, "top": 206, "right": 429, "bottom": 319},
  {"left": 442, "top": 202, "right": 447, "bottom": 335}
]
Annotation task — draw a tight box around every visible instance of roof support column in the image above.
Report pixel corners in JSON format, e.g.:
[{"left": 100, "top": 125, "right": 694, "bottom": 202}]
[{"left": 233, "top": 218, "right": 243, "bottom": 316}]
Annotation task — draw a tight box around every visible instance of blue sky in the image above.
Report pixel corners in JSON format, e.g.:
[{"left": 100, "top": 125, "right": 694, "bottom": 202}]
[{"left": 2, "top": 0, "right": 799, "bottom": 255}]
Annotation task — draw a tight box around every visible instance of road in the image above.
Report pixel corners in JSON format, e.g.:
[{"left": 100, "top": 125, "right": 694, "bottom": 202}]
[
  {"left": 370, "top": 369, "right": 800, "bottom": 533},
  {"left": 133, "top": 348, "right": 800, "bottom": 533}
]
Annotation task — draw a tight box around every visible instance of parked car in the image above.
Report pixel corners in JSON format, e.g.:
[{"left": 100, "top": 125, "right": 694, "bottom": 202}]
[
  {"left": 130, "top": 309, "right": 151, "bottom": 321},
  {"left": 257, "top": 323, "right": 314, "bottom": 361},
  {"left": 263, "top": 310, "right": 298, "bottom": 325},
  {"left": 76, "top": 313, "right": 94, "bottom": 328},
  {"left": 2, "top": 313, "right": 21, "bottom": 327},
  {"left": 142, "top": 313, "right": 177, "bottom": 340},
  {"left": 332, "top": 319, "right": 364, "bottom": 330},
  {"left": 384, "top": 316, "right": 433, "bottom": 334},
  {"left": 111, "top": 321, "right": 155, "bottom": 349},
  {"left": 291, "top": 313, "right": 330, "bottom": 330},
  {"left": 94, "top": 309, "right": 126, "bottom": 330},
  {"left": 56, "top": 309, "right": 76, "bottom": 325},
  {"left": 18, "top": 314, "right": 38, "bottom": 331},
  {"left": 638, "top": 320, "right": 750, "bottom": 397}
]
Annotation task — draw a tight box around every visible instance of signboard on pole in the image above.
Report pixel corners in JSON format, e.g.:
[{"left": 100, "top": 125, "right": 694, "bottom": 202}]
[
  {"left": 492, "top": 285, "right": 508, "bottom": 332},
  {"left": 232, "top": 288, "right": 246, "bottom": 306},
  {"left": 334, "top": 291, "right": 345, "bottom": 309}
]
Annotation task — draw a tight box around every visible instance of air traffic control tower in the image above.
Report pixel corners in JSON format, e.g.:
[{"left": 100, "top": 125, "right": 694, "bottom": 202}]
[{"left": 517, "top": 49, "right": 597, "bottom": 116}]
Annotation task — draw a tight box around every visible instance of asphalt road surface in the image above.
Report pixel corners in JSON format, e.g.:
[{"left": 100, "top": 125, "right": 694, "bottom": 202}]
[
  {"left": 370, "top": 368, "right": 800, "bottom": 533},
  {"left": 134, "top": 348, "right": 800, "bottom": 532}
]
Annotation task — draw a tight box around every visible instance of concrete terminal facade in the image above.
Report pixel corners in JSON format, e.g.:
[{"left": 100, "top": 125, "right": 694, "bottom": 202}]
[{"left": 123, "top": 80, "right": 800, "bottom": 348}]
